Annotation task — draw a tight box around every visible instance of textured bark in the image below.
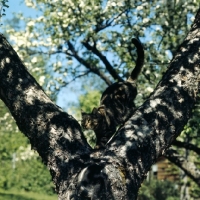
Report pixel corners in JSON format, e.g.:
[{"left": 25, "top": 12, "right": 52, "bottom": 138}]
[
  {"left": 0, "top": 8, "right": 200, "bottom": 200},
  {"left": 0, "top": 34, "right": 91, "bottom": 198}
]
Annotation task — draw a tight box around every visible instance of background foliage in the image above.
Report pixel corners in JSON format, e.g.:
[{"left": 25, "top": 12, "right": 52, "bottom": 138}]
[{"left": 0, "top": 101, "right": 56, "bottom": 197}]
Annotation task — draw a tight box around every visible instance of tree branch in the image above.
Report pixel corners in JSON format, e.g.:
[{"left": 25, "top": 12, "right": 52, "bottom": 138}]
[
  {"left": 165, "top": 148, "right": 200, "bottom": 186},
  {"left": 61, "top": 70, "right": 91, "bottom": 86},
  {"left": 173, "top": 140, "right": 200, "bottom": 155},
  {"left": 95, "top": 9, "right": 127, "bottom": 33},
  {"left": 0, "top": 33, "right": 92, "bottom": 195},
  {"left": 0, "top": 7, "right": 200, "bottom": 200},
  {"left": 82, "top": 38, "right": 124, "bottom": 82},
  {"left": 105, "top": 8, "right": 200, "bottom": 197},
  {"left": 67, "top": 40, "right": 112, "bottom": 85}
]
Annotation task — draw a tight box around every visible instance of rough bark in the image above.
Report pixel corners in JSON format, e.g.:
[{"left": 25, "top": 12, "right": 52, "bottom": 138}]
[{"left": 0, "top": 8, "right": 200, "bottom": 200}]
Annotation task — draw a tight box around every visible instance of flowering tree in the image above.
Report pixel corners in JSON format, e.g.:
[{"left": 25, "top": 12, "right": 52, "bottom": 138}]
[{"left": 0, "top": 3, "right": 200, "bottom": 199}]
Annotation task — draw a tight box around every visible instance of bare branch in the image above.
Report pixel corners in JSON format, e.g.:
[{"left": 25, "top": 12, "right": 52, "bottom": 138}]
[
  {"left": 165, "top": 149, "right": 200, "bottom": 186},
  {"left": 173, "top": 140, "right": 200, "bottom": 155},
  {"left": 82, "top": 39, "right": 123, "bottom": 82},
  {"left": 67, "top": 40, "right": 112, "bottom": 85},
  {"left": 95, "top": 9, "right": 127, "bottom": 32},
  {"left": 61, "top": 70, "right": 91, "bottom": 86}
]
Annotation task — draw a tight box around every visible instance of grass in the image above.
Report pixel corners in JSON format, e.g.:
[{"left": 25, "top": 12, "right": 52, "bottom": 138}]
[{"left": 0, "top": 189, "right": 57, "bottom": 200}]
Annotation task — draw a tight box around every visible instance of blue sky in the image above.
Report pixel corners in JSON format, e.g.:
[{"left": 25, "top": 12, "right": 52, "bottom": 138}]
[{"left": 4, "top": 1, "right": 36, "bottom": 19}]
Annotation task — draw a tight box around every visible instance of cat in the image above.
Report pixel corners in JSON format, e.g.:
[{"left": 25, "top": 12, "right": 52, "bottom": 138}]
[{"left": 81, "top": 38, "right": 144, "bottom": 148}]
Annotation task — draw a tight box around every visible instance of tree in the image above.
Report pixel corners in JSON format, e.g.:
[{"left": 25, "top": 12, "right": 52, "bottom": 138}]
[
  {"left": 138, "top": 179, "right": 179, "bottom": 200},
  {"left": 5, "top": 1, "right": 197, "bottom": 96},
  {"left": 0, "top": 3, "right": 200, "bottom": 200}
]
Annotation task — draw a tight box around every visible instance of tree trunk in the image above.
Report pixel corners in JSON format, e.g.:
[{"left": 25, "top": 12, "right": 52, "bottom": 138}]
[{"left": 0, "top": 8, "right": 200, "bottom": 200}]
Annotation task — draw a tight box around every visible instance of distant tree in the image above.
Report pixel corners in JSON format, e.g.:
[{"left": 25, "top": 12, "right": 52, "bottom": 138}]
[
  {"left": 0, "top": 99, "right": 54, "bottom": 194},
  {"left": 138, "top": 179, "right": 179, "bottom": 200}
]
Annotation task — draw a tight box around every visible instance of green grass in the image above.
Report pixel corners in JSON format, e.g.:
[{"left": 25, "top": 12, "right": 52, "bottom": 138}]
[{"left": 0, "top": 189, "right": 57, "bottom": 200}]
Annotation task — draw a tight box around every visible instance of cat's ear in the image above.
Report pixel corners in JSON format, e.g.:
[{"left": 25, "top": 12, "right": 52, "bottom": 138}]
[
  {"left": 81, "top": 109, "right": 87, "bottom": 116},
  {"left": 98, "top": 105, "right": 111, "bottom": 125},
  {"left": 97, "top": 105, "right": 106, "bottom": 116},
  {"left": 92, "top": 107, "right": 98, "bottom": 114}
]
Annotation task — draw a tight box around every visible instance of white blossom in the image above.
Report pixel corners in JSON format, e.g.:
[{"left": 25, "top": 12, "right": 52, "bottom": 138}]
[
  {"left": 27, "top": 21, "right": 35, "bottom": 26},
  {"left": 39, "top": 76, "right": 46, "bottom": 85},
  {"left": 143, "top": 18, "right": 149, "bottom": 23},
  {"left": 31, "top": 57, "right": 37, "bottom": 63},
  {"left": 136, "top": 6, "right": 143, "bottom": 11}
]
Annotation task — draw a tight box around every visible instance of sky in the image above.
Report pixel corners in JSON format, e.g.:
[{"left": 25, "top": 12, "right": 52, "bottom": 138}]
[
  {"left": 2, "top": 1, "right": 79, "bottom": 111},
  {"left": 4, "top": 1, "right": 36, "bottom": 19}
]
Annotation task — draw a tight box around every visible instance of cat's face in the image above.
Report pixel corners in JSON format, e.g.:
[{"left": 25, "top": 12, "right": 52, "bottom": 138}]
[
  {"left": 81, "top": 113, "right": 99, "bottom": 130},
  {"left": 81, "top": 108, "right": 103, "bottom": 130}
]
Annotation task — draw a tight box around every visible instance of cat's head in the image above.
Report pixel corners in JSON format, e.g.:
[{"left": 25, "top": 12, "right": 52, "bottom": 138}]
[{"left": 81, "top": 107, "right": 104, "bottom": 130}]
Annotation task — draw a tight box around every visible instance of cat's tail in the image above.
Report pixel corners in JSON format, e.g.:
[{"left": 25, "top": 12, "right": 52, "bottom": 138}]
[{"left": 128, "top": 38, "right": 144, "bottom": 82}]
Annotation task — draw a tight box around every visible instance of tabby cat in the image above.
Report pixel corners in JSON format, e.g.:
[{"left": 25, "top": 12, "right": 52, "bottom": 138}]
[{"left": 81, "top": 38, "right": 144, "bottom": 148}]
